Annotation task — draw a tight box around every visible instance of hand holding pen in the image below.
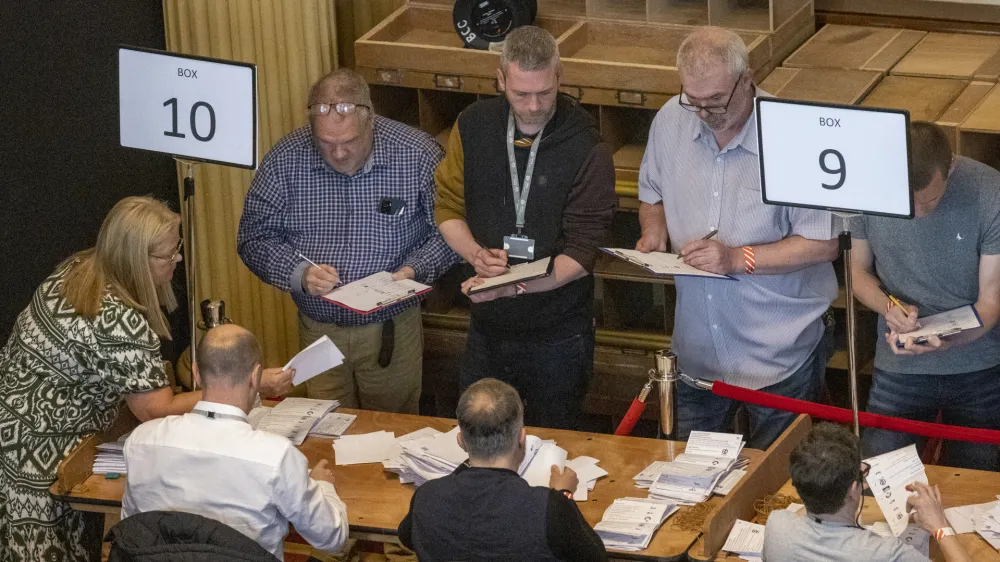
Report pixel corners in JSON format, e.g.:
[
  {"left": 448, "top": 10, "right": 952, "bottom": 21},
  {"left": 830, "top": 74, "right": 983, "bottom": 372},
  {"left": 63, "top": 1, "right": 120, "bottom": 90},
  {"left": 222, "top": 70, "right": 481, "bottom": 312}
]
[
  {"left": 879, "top": 282, "right": 920, "bottom": 333},
  {"left": 298, "top": 252, "right": 340, "bottom": 296}
]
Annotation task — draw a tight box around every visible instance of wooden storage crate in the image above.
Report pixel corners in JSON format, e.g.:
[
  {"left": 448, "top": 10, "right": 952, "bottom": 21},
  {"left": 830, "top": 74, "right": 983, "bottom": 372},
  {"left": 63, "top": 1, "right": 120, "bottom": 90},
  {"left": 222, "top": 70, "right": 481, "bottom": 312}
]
[
  {"left": 891, "top": 32, "right": 1000, "bottom": 81},
  {"left": 937, "top": 81, "right": 996, "bottom": 150},
  {"left": 783, "top": 24, "right": 926, "bottom": 72},
  {"left": 859, "top": 75, "right": 968, "bottom": 121},
  {"left": 958, "top": 84, "right": 1000, "bottom": 171},
  {"left": 558, "top": 20, "right": 770, "bottom": 95},
  {"left": 759, "top": 66, "right": 882, "bottom": 104}
]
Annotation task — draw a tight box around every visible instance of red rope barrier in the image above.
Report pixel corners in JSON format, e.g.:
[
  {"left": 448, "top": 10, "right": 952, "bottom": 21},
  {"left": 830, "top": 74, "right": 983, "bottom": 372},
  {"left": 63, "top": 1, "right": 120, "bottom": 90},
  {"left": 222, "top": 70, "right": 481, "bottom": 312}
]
[{"left": 712, "top": 381, "right": 1000, "bottom": 445}]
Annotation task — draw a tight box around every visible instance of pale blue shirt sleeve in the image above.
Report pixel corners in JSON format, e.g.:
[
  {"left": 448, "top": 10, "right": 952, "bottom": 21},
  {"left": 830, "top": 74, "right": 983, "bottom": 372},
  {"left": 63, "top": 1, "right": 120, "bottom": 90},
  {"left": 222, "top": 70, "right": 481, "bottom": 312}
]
[
  {"left": 638, "top": 110, "right": 668, "bottom": 205},
  {"left": 787, "top": 206, "right": 836, "bottom": 241}
]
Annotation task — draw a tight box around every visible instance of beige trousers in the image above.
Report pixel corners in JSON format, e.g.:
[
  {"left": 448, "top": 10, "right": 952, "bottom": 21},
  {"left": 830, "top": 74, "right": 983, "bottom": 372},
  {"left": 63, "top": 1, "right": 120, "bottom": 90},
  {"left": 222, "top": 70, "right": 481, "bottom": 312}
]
[{"left": 298, "top": 305, "right": 422, "bottom": 414}]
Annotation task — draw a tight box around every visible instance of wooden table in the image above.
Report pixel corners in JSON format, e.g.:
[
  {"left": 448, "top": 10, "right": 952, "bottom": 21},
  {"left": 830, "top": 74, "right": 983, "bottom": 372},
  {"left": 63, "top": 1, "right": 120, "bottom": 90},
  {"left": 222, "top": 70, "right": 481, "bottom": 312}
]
[
  {"left": 52, "top": 408, "right": 768, "bottom": 561},
  {"left": 705, "top": 465, "right": 1000, "bottom": 561}
]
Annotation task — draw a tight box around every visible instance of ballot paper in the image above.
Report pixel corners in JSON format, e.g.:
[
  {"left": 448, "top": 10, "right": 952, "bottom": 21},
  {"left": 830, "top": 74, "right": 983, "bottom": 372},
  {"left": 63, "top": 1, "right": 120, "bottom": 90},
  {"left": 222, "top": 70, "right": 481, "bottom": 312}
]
[
  {"left": 284, "top": 335, "right": 345, "bottom": 386},
  {"left": 567, "top": 456, "right": 609, "bottom": 502},
  {"left": 521, "top": 442, "right": 568, "bottom": 487},
  {"left": 713, "top": 468, "right": 747, "bottom": 496},
  {"left": 334, "top": 430, "right": 396, "bottom": 465},
  {"left": 467, "top": 256, "right": 553, "bottom": 294},
  {"left": 601, "top": 248, "right": 736, "bottom": 280},
  {"left": 945, "top": 501, "right": 997, "bottom": 534},
  {"left": 251, "top": 398, "right": 338, "bottom": 445},
  {"left": 93, "top": 433, "right": 131, "bottom": 475},
  {"left": 633, "top": 461, "right": 670, "bottom": 489},
  {"left": 896, "top": 305, "right": 981, "bottom": 346},
  {"left": 866, "top": 523, "right": 931, "bottom": 557},
  {"left": 594, "top": 497, "right": 679, "bottom": 552},
  {"left": 976, "top": 497, "right": 1000, "bottom": 550},
  {"left": 863, "top": 444, "right": 928, "bottom": 536},
  {"left": 383, "top": 427, "right": 444, "bottom": 485},
  {"left": 722, "top": 519, "right": 765, "bottom": 558},
  {"left": 308, "top": 412, "right": 356, "bottom": 438},
  {"left": 322, "top": 272, "right": 431, "bottom": 314}
]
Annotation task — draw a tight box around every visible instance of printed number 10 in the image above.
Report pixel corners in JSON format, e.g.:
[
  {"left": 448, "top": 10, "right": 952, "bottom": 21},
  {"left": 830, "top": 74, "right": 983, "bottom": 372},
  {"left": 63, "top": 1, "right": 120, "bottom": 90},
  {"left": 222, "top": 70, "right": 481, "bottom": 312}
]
[
  {"left": 819, "top": 149, "right": 846, "bottom": 190},
  {"left": 163, "top": 98, "right": 216, "bottom": 142}
]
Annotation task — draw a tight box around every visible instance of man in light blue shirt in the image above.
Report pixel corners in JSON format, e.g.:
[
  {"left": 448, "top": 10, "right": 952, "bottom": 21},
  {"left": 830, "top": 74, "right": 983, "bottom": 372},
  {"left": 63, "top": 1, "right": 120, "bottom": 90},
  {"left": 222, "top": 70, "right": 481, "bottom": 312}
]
[{"left": 636, "top": 26, "right": 838, "bottom": 448}]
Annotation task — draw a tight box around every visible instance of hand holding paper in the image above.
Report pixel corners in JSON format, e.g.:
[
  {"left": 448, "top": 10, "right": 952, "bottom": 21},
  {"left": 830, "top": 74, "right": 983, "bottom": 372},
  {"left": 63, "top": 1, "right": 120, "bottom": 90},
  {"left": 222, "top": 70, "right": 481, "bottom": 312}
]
[{"left": 285, "top": 335, "right": 345, "bottom": 386}]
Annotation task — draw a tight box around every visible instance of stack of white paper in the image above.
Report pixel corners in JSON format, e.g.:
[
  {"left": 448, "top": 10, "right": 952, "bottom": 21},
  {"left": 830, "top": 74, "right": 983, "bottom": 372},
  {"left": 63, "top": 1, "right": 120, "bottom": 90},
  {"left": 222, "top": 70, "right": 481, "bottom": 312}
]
[
  {"left": 566, "top": 456, "right": 608, "bottom": 502},
  {"left": 308, "top": 412, "right": 357, "bottom": 438},
  {"left": 284, "top": 335, "right": 345, "bottom": 386},
  {"left": 93, "top": 434, "right": 130, "bottom": 475},
  {"left": 633, "top": 461, "right": 670, "bottom": 489},
  {"left": 333, "top": 430, "right": 397, "bottom": 465},
  {"left": 249, "top": 398, "right": 338, "bottom": 445},
  {"left": 863, "top": 444, "right": 928, "bottom": 536},
  {"left": 594, "top": 497, "right": 678, "bottom": 552},
  {"left": 722, "top": 519, "right": 765, "bottom": 561},
  {"left": 642, "top": 431, "right": 746, "bottom": 504},
  {"left": 383, "top": 427, "right": 445, "bottom": 485}
]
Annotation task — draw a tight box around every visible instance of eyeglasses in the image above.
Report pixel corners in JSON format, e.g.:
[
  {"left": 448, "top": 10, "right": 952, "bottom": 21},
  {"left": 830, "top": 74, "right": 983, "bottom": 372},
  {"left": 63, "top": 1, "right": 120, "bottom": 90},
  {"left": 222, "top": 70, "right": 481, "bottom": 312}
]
[
  {"left": 679, "top": 76, "right": 742, "bottom": 114},
  {"left": 150, "top": 238, "right": 183, "bottom": 261},
  {"left": 860, "top": 462, "right": 870, "bottom": 480},
  {"left": 308, "top": 102, "right": 370, "bottom": 117}
]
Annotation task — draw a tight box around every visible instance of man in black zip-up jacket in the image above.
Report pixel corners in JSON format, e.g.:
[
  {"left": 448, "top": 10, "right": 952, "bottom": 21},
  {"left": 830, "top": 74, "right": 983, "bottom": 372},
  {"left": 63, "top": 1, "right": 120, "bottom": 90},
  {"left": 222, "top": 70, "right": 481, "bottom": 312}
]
[{"left": 435, "top": 25, "right": 617, "bottom": 430}]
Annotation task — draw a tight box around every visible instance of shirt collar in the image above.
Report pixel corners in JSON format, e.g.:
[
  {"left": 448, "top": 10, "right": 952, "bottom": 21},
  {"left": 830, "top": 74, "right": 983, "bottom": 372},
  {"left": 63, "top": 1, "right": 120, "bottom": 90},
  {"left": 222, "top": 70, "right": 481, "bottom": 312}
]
[
  {"left": 689, "top": 87, "right": 766, "bottom": 156},
  {"left": 308, "top": 116, "right": 389, "bottom": 175},
  {"left": 191, "top": 401, "right": 250, "bottom": 423}
]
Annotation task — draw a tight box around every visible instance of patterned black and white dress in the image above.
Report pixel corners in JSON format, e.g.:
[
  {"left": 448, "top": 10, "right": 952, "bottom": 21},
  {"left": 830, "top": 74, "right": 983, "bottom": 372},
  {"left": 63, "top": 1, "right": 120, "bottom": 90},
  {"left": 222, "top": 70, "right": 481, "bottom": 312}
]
[{"left": 0, "top": 265, "right": 168, "bottom": 561}]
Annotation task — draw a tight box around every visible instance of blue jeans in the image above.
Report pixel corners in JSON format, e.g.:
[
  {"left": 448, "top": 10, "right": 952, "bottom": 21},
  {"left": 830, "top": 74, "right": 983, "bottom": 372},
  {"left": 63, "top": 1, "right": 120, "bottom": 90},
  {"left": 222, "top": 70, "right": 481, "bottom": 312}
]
[
  {"left": 459, "top": 324, "right": 595, "bottom": 430},
  {"left": 674, "top": 334, "right": 829, "bottom": 450},
  {"left": 863, "top": 365, "right": 1000, "bottom": 470}
]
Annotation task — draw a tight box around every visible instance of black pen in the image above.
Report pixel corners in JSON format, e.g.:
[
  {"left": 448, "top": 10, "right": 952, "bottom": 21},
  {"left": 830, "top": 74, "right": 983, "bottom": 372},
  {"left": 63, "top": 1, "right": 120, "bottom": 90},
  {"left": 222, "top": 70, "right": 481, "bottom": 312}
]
[{"left": 702, "top": 229, "right": 719, "bottom": 241}]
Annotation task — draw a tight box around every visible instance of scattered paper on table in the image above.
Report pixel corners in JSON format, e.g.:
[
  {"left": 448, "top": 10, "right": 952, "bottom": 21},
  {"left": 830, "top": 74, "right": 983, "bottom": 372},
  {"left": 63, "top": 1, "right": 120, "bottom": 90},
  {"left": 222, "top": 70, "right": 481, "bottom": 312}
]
[
  {"left": 334, "top": 430, "right": 396, "bottom": 465},
  {"left": 722, "top": 519, "right": 765, "bottom": 558}
]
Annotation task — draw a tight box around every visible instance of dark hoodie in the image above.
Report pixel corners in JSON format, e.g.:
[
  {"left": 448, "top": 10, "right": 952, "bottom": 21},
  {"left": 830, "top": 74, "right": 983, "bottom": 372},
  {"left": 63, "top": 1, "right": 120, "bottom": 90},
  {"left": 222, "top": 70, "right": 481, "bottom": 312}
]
[{"left": 434, "top": 93, "right": 617, "bottom": 338}]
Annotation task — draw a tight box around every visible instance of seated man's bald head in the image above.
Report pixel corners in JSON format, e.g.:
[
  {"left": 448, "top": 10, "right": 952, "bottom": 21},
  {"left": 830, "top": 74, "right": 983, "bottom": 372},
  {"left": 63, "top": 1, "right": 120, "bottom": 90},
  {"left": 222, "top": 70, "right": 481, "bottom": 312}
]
[
  {"left": 198, "top": 325, "right": 264, "bottom": 389},
  {"left": 456, "top": 378, "right": 524, "bottom": 460}
]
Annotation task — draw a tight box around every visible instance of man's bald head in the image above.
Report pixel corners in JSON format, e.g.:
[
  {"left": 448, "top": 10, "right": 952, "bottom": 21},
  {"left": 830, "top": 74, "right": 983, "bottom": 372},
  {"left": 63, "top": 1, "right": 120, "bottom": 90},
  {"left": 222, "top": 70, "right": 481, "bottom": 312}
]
[
  {"left": 456, "top": 378, "right": 524, "bottom": 460},
  {"left": 308, "top": 68, "right": 372, "bottom": 113},
  {"left": 676, "top": 26, "right": 748, "bottom": 82},
  {"left": 197, "top": 325, "right": 263, "bottom": 389}
]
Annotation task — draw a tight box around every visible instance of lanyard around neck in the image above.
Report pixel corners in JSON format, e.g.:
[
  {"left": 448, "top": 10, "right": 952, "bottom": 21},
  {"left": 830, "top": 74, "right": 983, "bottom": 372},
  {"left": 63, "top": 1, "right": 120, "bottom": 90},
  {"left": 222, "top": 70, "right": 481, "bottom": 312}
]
[
  {"left": 191, "top": 408, "right": 248, "bottom": 424},
  {"left": 506, "top": 111, "right": 545, "bottom": 234}
]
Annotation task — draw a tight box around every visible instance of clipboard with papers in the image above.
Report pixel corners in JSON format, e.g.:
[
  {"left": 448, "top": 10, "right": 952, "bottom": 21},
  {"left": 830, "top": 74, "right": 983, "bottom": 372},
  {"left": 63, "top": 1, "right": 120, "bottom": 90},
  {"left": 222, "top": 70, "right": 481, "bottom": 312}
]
[
  {"left": 467, "top": 256, "right": 554, "bottom": 295},
  {"left": 321, "top": 272, "right": 431, "bottom": 315},
  {"left": 895, "top": 304, "right": 982, "bottom": 347},
  {"left": 600, "top": 248, "right": 737, "bottom": 280}
]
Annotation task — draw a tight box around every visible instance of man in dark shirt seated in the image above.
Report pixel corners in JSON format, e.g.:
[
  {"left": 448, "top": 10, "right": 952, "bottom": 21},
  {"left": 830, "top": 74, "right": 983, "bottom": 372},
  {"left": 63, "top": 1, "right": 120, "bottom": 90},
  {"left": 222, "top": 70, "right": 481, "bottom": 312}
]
[{"left": 398, "top": 378, "right": 607, "bottom": 561}]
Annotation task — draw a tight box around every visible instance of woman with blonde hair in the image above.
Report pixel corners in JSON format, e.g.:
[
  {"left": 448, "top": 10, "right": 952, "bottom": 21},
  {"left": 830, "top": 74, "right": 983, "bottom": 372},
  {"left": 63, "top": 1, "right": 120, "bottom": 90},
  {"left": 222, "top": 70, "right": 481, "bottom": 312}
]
[{"left": 0, "top": 196, "right": 292, "bottom": 561}]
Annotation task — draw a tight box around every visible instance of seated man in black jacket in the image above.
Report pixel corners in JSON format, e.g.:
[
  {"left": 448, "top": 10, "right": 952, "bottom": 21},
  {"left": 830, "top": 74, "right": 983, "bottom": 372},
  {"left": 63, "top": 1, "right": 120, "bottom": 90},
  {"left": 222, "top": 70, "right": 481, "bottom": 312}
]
[{"left": 398, "top": 378, "right": 607, "bottom": 561}]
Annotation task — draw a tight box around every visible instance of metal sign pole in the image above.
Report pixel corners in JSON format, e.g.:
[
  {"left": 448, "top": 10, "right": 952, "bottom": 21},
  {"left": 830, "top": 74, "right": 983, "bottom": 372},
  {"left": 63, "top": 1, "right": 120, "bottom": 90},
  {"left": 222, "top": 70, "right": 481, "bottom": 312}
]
[
  {"left": 178, "top": 160, "right": 198, "bottom": 390},
  {"left": 835, "top": 214, "right": 862, "bottom": 436}
]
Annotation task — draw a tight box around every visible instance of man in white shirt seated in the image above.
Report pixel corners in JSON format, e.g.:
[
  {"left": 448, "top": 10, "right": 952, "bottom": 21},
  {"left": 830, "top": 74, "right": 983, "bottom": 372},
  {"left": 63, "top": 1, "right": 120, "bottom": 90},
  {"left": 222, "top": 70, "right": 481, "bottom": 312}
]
[
  {"left": 763, "top": 423, "right": 970, "bottom": 562},
  {"left": 121, "top": 325, "right": 349, "bottom": 559}
]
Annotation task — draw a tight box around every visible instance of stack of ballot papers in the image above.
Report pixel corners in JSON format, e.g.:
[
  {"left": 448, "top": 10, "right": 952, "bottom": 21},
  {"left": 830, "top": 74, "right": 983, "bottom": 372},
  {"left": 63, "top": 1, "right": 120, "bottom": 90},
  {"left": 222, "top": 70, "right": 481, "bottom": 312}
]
[
  {"left": 93, "top": 433, "right": 131, "bottom": 475},
  {"left": 594, "top": 497, "right": 679, "bottom": 552},
  {"left": 636, "top": 431, "right": 748, "bottom": 504},
  {"left": 945, "top": 497, "right": 1000, "bottom": 550},
  {"left": 334, "top": 430, "right": 397, "bottom": 465},
  {"left": 378, "top": 429, "right": 607, "bottom": 499},
  {"left": 248, "top": 398, "right": 338, "bottom": 445},
  {"left": 722, "top": 519, "right": 765, "bottom": 561},
  {"left": 863, "top": 444, "right": 928, "bottom": 536}
]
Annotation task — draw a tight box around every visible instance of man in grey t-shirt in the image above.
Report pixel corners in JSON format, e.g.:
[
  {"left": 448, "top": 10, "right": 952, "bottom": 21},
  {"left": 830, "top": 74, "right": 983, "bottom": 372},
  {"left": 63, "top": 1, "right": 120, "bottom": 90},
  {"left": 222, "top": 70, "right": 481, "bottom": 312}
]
[
  {"left": 763, "top": 424, "right": 969, "bottom": 562},
  {"left": 850, "top": 121, "right": 1000, "bottom": 471}
]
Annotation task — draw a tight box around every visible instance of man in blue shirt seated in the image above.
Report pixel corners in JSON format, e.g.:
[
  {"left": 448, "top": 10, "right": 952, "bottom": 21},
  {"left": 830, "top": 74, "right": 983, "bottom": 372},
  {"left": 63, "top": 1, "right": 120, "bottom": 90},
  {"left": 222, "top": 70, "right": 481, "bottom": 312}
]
[
  {"left": 763, "top": 423, "right": 970, "bottom": 562},
  {"left": 398, "top": 378, "right": 607, "bottom": 561}
]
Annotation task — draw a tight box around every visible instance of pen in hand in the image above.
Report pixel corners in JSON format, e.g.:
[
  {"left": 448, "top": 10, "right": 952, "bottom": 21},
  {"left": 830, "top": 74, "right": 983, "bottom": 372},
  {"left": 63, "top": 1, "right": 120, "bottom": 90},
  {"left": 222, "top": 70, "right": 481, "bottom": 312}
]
[
  {"left": 297, "top": 251, "right": 341, "bottom": 288},
  {"left": 701, "top": 229, "right": 719, "bottom": 241}
]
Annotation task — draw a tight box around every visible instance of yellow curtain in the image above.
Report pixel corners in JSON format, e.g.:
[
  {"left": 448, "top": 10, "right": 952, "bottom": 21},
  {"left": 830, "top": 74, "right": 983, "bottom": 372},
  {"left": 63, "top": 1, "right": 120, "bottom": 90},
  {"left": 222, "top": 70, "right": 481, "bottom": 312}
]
[{"left": 162, "top": 0, "right": 338, "bottom": 366}]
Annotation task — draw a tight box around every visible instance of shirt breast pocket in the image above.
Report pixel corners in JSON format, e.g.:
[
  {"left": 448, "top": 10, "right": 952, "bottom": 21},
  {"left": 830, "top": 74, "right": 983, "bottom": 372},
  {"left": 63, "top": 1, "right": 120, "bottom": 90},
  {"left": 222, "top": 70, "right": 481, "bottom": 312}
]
[
  {"left": 372, "top": 197, "right": 417, "bottom": 256},
  {"left": 731, "top": 183, "right": 786, "bottom": 244}
]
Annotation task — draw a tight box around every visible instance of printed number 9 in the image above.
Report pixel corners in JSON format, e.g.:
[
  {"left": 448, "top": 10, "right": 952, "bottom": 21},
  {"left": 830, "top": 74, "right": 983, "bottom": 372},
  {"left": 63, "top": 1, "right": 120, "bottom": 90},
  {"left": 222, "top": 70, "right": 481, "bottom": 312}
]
[{"left": 819, "top": 149, "right": 846, "bottom": 190}]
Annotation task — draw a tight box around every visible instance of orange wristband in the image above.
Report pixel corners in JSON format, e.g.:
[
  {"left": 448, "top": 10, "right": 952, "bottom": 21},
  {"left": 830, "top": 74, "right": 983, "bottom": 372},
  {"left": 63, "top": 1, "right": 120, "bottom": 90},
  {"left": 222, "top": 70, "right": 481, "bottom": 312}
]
[{"left": 743, "top": 246, "right": 756, "bottom": 275}]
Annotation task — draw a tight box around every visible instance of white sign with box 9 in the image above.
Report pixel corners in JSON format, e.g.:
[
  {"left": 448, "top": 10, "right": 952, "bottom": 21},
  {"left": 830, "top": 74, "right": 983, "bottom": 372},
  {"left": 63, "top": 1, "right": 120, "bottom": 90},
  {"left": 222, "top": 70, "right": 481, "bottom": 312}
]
[{"left": 756, "top": 97, "right": 913, "bottom": 218}]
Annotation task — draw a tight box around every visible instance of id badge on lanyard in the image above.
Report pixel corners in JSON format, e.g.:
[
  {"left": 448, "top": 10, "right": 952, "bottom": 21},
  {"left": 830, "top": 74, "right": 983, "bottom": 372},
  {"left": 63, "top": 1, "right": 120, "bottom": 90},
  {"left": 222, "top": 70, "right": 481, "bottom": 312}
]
[{"left": 505, "top": 112, "right": 543, "bottom": 260}]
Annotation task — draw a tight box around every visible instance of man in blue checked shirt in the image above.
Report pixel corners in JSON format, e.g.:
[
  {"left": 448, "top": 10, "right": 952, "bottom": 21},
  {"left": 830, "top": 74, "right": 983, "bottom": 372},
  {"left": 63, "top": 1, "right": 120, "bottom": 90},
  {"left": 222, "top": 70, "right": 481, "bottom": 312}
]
[{"left": 238, "top": 68, "right": 458, "bottom": 414}]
